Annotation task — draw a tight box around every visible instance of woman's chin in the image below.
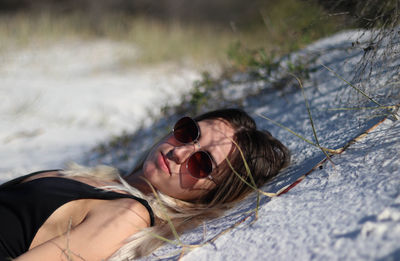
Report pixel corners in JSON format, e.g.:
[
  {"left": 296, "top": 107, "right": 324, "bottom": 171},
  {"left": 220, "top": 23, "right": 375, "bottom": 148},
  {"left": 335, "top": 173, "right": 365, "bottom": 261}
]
[
  {"left": 143, "top": 163, "right": 164, "bottom": 186},
  {"left": 143, "top": 162, "right": 157, "bottom": 179}
]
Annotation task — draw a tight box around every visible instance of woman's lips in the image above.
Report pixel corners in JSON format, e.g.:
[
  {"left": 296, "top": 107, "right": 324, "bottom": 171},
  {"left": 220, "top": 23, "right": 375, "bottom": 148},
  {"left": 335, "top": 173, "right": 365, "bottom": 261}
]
[{"left": 158, "top": 152, "right": 171, "bottom": 175}]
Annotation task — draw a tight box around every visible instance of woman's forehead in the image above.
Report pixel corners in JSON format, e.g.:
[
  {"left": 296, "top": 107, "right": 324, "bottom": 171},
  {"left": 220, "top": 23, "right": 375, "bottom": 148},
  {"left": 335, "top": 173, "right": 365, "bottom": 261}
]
[
  {"left": 198, "top": 118, "right": 233, "bottom": 137},
  {"left": 198, "top": 119, "right": 234, "bottom": 165}
]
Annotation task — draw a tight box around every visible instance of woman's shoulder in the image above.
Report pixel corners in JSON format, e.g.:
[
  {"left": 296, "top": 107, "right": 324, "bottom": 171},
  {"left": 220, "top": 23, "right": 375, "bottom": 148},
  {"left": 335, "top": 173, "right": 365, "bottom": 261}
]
[{"left": 22, "top": 170, "right": 62, "bottom": 182}]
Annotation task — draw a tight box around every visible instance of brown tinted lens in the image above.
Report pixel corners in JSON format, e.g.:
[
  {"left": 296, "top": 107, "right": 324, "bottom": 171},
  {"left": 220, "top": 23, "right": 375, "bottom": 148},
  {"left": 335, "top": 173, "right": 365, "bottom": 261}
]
[
  {"left": 187, "top": 151, "right": 213, "bottom": 179},
  {"left": 173, "top": 117, "right": 199, "bottom": 143}
]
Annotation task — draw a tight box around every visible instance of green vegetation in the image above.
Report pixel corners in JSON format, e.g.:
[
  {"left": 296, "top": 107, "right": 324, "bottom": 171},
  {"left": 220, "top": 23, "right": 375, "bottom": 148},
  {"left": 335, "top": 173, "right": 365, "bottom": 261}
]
[{"left": 226, "top": 0, "right": 344, "bottom": 70}]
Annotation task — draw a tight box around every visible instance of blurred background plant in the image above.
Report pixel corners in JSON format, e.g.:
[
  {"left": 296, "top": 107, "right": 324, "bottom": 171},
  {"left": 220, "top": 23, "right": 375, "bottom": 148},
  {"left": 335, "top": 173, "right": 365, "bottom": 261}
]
[
  {"left": 0, "top": 0, "right": 348, "bottom": 69},
  {"left": 1, "top": 0, "right": 397, "bottom": 67}
]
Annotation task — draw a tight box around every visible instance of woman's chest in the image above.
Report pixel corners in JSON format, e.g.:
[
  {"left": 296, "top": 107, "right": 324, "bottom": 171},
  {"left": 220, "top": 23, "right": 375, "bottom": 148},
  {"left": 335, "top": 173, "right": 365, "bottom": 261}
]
[
  {"left": 29, "top": 198, "right": 102, "bottom": 249},
  {"left": 22, "top": 171, "right": 117, "bottom": 249}
]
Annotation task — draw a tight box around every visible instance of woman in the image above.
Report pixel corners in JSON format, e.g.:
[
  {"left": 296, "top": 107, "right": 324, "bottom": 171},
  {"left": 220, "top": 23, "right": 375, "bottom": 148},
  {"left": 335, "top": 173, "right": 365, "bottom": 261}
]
[{"left": 0, "top": 108, "right": 290, "bottom": 261}]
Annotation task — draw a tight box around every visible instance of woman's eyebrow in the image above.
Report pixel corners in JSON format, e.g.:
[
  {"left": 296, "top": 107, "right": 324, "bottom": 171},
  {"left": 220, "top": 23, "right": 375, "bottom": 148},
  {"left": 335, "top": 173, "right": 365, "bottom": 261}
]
[
  {"left": 207, "top": 150, "right": 218, "bottom": 167},
  {"left": 198, "top": 122, "right": 220, "bottom": 166},
  {"left": 199, "top": 136, "right": 218, "bottom": 166}
]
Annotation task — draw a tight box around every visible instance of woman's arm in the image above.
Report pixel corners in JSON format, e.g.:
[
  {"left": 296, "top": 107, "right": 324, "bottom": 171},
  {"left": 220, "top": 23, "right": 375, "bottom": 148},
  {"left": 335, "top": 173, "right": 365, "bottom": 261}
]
[{"left": 16, "top": 198, "right": 150, "bottom": 261}]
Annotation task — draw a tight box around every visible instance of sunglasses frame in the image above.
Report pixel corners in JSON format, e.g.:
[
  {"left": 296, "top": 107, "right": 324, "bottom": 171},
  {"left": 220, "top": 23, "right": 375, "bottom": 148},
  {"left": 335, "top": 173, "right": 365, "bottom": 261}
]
[{"left": 173, "top": 117, "right": 218, "bottom": 184}]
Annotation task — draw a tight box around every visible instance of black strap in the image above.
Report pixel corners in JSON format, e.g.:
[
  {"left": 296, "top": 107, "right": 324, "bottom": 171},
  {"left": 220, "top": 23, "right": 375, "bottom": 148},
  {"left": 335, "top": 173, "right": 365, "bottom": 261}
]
[{"left": 1, "top": 170, "right": 155, "bottom": 226}]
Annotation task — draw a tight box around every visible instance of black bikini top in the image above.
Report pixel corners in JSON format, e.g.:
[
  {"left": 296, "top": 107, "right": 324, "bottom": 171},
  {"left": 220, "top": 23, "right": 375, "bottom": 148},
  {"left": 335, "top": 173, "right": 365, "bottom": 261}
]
[{"left": 0, "top": 170, "right": 155, "bottom": 259}]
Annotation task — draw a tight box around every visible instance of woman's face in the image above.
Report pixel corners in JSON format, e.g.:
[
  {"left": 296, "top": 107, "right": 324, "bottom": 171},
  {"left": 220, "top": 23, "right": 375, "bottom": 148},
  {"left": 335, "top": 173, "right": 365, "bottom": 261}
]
[{"left": 143, "top": 118, "right": 234, "bottom": 201}]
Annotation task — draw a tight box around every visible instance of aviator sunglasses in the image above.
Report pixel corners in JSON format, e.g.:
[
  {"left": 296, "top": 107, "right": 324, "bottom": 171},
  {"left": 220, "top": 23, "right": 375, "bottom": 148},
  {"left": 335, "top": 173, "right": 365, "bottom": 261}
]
[{"left": 173, "top": 117, "right": 217, "bottom": 183}]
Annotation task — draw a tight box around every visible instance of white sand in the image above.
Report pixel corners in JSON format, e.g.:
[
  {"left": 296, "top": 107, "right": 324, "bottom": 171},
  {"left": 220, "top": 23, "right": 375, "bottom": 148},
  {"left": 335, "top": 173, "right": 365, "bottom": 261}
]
[{"left": 0, "top": 30, "right": 399, "bottom": 260}]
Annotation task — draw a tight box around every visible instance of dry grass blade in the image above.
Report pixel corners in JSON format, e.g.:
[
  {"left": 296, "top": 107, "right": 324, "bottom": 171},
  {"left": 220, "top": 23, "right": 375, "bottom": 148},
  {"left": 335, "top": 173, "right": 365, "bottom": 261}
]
[
  {"left": 65, "top": 218, "right": 73, "bottom": 261},
  {"left": 227, "top": 150, "right": 261, "bottom": 218},
  {"left": 290, "top": 73, "right": 335, "bottom": 165},
  {"left": 146, "top": 232, "right": 181, "bottom": 246},
  {"left": 257, "top": 113, "right": 338, "bottom": 154},
  {"left": 229, "top": 138, "right": 261, "bottom": 218},
  {"left": 256, "top": 113, "right": 318, "bottom": 147},
  {"left": 140, "top": 177, "right": 182, "bottom": 245},
  {"left": 226, "top": 137, "right": 278, "bottom": 198},
  {"left": 321, "top": 64, "right": 399, "bottom": 119},
  {"left": 277, "top": 115, "right": 388, "bottom": 195},
  {"left": 327, "top": 105, "right": 398, "bottom": 111},
  {"left": 329, "top": 104, "right": 400, "bottom": 120},
  {"left": 225, "top": 158, "right": 277, "bottom": 199},
  {"left": 200, "top": 211, "right": 255, "bottom": 245},
  {"left": 321, "top": 63, "right": 383, "bottom": 107},
  {"left": 387, "top": 81, "right": 400, "bottom": 86}
]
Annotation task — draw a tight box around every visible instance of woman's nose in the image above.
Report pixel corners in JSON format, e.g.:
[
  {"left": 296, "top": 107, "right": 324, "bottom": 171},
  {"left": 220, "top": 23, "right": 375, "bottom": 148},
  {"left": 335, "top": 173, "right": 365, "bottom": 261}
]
[{"left": 167, "top": 144, "right": 195, "bottom": 164}]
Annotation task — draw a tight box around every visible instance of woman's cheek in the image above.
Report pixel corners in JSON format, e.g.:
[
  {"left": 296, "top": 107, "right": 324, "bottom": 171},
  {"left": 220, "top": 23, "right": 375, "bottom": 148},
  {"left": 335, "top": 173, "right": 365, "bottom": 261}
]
[
  {"left": 179, "top": 168, "right": 199, "bottom": 189},
  {"left": 143, "top": 160, "right": 157, "bottom": 180}
]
